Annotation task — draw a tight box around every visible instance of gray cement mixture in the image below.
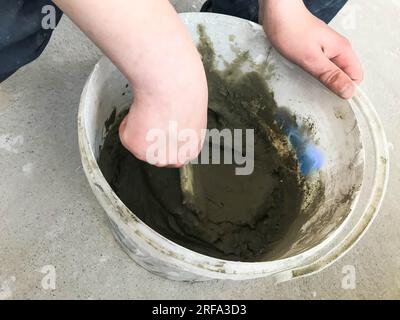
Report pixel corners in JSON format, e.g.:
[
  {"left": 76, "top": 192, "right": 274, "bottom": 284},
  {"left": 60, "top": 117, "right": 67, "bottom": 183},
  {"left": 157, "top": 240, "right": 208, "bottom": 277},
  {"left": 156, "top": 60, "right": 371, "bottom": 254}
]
[{"left": 98, "top": 25, "right": 305, "bottom": 261}]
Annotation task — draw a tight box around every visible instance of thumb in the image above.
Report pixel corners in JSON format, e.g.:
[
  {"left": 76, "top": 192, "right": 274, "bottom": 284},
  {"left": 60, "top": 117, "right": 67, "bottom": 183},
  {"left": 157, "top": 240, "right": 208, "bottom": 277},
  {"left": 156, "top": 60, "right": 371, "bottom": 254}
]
[{"left": 300, "top": 52, "right": 356, "bottom": 99}]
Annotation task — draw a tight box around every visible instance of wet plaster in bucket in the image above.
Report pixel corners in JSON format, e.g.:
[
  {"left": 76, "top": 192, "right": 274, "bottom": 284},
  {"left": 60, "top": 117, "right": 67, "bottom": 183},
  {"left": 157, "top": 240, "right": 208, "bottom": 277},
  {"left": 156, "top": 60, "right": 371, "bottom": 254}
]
[{"left": 98, "top": 25, "right": 322, "bottom": 262}]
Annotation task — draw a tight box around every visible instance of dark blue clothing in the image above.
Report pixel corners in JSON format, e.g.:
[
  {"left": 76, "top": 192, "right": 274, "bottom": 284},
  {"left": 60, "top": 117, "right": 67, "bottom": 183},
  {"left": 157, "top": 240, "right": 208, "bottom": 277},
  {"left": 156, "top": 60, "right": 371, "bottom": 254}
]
[
  {"left": 201, "top": 0, "right": 348, "bottom": 24},
  {"left": 304, "top": 0, "right": 348, "bottom": 24},
  {"left": 0, "top": 0, "right": 62, "bottom": 82},
  {"left": 0, "top": 0, "right": 347, "bottom": 83}
]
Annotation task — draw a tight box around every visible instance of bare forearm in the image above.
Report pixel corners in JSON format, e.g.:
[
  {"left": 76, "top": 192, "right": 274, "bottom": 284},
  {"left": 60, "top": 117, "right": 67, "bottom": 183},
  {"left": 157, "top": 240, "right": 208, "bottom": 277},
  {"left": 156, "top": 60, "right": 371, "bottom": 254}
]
[
  {"left": 53, "top": 0, "right": 208, "bottom": 166},
  {"left": 52, "top": 0, "right": 206, "bottom": 103},
  {"left": 259, "top": 0, "right": 306, "bottom": 27}
]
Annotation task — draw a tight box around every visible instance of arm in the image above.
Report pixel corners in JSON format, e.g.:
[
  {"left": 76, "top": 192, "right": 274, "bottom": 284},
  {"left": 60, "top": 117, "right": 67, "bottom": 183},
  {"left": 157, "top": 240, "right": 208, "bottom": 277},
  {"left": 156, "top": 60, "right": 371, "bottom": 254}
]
[
  {"left": 53, "top": 0, "right": 208, "bottom": 166},
  {"left": 259, "top": 0, "right": 363, "bottom": 99}
]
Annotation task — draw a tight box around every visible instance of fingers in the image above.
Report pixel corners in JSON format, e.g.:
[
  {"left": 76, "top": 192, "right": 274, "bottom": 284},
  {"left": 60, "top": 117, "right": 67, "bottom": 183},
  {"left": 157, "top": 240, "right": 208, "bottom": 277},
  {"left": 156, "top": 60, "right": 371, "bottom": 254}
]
[
  {"left": 324, "top": 36, "right": 364, "bottom": 85},
  {"left": 118, "top": 113, "right": 199, "bottom": 169},
  {"left": 330, "top": 50, "right": 363, "bottom": 85},
  {"left": 299, "top": 49, "right": 357, "bottom": 99}
]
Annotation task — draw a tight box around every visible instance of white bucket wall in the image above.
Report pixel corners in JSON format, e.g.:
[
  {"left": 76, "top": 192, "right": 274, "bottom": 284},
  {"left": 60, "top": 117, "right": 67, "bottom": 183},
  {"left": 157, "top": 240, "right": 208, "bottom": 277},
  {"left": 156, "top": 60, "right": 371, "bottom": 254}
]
[{"left": 78, "top": 13, "right": 389, "bottom": 281}]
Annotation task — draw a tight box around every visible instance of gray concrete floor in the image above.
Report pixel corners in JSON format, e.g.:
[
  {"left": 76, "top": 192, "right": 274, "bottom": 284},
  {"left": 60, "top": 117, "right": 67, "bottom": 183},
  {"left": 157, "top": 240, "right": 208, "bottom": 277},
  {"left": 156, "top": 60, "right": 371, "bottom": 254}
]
[{"left": 0, "top": 0, "right": 399, "bottom": 299}]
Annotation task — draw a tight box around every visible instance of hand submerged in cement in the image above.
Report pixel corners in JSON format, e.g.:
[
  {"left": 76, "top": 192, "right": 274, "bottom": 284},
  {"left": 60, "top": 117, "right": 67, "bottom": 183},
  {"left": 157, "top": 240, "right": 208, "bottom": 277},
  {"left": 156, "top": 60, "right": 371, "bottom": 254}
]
[
  {"left": 53, "top": 0, "right": 208, "bottom": 167},
  {"left": 260, "top": 0, "right": 363, "bottom": 99}
]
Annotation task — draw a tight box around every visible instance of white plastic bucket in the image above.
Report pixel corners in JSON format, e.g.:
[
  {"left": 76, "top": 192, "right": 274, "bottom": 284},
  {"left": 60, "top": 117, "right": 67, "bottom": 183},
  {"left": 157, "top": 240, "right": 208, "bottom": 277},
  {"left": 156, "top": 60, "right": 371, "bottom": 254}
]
[{"left": 78, "top": 13, "right": 389, "bottom": 281}]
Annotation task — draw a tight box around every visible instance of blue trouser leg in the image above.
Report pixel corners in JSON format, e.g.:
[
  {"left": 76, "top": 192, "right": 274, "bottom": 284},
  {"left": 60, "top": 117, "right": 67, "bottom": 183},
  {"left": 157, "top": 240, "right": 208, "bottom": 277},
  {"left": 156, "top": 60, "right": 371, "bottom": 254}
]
[
  {"left": 304, "top": 0, "right": 348, "bottom": 23},
  {"left": 201, "top": 0, "right": 348, "bottom": 24},
  {"left": 0, "top": 0, "right": 63, "bottom": 83}
]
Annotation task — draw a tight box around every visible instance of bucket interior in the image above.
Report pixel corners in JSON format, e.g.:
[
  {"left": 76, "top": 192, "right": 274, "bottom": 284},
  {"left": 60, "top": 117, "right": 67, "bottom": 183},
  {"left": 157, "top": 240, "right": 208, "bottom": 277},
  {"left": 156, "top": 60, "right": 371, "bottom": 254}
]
[{"left": 82, "top": 16, "right": 364, "bottom": 262}]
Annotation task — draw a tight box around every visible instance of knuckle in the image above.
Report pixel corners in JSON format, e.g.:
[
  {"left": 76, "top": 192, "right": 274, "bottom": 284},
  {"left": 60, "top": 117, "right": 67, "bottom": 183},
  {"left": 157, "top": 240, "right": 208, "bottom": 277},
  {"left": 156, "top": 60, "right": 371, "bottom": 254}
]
[
  {"left": 118, "top": 129, "right": 130, "bottom": 149},
  {"left": 319, "top": 68, "right": 342, "bottom": 86},
  {"left": 339, "top": 36, "right": 352, "bottom": 49},
  {"left": 299, "top": 52, "right": 320, "bottom": 68},
  {"left": 153, "top": 162, "right": 168, "bottom": 168}
]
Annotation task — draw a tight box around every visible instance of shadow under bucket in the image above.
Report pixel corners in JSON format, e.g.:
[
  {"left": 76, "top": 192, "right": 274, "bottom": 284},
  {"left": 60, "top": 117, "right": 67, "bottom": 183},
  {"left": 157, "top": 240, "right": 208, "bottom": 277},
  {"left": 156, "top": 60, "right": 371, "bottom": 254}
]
[{"left": 78, "top": 13, "right": 389, "bottom": 281}]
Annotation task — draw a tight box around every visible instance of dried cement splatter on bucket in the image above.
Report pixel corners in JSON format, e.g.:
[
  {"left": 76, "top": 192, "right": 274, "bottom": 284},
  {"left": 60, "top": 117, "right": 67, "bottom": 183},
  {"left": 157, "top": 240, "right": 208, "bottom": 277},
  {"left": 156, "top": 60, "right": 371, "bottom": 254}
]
[{"left": 98, "top": 25, "right": 314, "bottom": 261}]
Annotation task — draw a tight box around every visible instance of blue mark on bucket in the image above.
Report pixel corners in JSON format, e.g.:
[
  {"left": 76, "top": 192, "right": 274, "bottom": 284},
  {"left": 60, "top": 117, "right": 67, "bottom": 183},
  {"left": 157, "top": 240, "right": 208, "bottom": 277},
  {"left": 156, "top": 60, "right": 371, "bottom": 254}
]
[{"left": 275, "top": 109, "right": 323, "bottom": 176}]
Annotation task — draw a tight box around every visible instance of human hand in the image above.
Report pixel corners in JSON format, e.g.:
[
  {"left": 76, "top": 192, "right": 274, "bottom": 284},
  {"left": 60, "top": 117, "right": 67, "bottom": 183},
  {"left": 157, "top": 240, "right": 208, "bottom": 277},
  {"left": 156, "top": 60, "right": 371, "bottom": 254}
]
[
  {"left": 119, "top": 66, "right": 208, "bottom": 168},
  {"left": 260, "top": 0, "right": 363, "bottom": 99},
  {"left": 54, "top": 0, "right": 208, "bottom": 167}
]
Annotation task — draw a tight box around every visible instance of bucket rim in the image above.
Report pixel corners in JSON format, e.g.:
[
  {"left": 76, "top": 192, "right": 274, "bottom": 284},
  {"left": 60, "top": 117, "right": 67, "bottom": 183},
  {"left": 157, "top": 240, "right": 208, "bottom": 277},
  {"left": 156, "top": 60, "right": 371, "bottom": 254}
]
[{"left": 77, "top": 13, "right": 390, "bottom": 281}]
